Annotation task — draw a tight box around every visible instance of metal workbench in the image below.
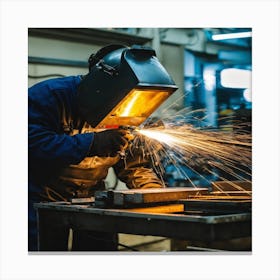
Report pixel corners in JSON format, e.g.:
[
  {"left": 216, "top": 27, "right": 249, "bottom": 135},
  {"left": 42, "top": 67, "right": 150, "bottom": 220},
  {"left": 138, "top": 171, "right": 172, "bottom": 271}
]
[{"left": 34, "top": 200, "right": 251, "bottom": 251}]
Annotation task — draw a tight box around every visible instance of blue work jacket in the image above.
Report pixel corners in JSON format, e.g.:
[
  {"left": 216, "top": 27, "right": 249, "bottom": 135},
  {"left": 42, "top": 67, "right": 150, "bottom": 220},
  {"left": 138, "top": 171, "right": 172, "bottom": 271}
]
[{"left": 28, "top": 76, "right": 94, "bottom": 191}]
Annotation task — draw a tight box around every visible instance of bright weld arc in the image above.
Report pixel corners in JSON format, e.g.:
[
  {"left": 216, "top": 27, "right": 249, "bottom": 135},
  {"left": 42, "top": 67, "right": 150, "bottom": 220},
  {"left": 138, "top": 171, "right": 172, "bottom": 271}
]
[{"left": 139, "top": 129, "right": 183, "bottom": 146}]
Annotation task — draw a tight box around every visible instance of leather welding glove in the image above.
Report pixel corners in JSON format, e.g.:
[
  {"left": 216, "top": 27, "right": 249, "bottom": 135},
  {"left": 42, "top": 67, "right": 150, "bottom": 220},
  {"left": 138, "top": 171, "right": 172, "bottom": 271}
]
[
  {"left": 89, "top": 129, "right": 128, "bottom": 157},
  {"left": 114, "top": 141, "right": 164, "bottom": 189}
]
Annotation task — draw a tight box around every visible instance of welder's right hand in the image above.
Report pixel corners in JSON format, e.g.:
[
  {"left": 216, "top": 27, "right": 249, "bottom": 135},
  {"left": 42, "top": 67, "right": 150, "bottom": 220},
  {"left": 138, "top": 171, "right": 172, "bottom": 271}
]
[{"left": 89, "top": 129, "right": 128, "bottom": 157}]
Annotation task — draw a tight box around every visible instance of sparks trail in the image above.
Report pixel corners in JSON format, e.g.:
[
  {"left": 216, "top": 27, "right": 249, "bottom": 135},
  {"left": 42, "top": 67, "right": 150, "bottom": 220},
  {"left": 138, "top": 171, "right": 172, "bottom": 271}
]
[{"left": 131, "top": 122, "right": 251, "bottom": 194}]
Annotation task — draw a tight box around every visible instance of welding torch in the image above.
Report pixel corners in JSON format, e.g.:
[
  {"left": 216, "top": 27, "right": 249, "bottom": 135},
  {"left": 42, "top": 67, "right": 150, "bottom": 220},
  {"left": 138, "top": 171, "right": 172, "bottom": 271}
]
[
  {"left": 102, "top": 125, "right": 139, "bottom": 158},
  {"left": 119, "top": 126, "right": 141, "bottom": 158},
  {"left": 102, "top": 119, "right": 164, "bottom": 158}
]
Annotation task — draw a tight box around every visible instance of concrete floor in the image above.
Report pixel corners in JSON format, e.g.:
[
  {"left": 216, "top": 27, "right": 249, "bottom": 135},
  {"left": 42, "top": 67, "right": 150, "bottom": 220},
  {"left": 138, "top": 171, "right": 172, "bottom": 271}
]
[
  {"left": 117, "top": 234, "right": 252, "bottom": 252},
  {"left": 118, "top": 234, "right": 171, "bottom": 252}
]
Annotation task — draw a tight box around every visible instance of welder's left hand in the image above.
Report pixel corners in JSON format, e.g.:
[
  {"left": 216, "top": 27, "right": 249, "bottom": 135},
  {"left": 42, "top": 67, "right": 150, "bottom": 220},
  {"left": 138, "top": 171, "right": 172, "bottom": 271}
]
[{"left": 89, "top": 129, "right": 129, "bottom": 157}]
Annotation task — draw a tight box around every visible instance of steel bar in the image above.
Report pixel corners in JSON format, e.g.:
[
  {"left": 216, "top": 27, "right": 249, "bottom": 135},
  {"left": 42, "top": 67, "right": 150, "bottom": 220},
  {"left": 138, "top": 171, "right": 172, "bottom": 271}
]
[
  {"left": 95, "top": 187, "right": 208, "bottom": 207},
  {"left": 211, "top": 181, "right": 252, "bottom": 192},
  {"left": 120, "top": 204, "right": 185, "bottom": 214},
  {"left": 188, "top": 195, "right": 251, "bottom": 200},
  {"left": 180, "top": 199, "right": 251, "bottom": 214}
]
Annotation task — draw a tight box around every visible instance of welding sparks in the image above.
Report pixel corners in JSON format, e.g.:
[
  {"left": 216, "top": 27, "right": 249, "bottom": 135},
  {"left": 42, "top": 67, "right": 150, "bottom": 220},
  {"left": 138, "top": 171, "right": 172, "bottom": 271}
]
[{"left": 131, "top": 120, "right": 251, "bottom": 194}]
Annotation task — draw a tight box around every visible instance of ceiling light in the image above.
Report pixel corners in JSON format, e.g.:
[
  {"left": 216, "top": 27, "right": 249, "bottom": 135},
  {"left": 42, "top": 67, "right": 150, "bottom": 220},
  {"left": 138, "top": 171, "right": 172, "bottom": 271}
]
[
  {"left": 220, "top": 68, "right": 251, "bottom": 88},
  {"left": 212, "top": 31, "right": 252, "bottom": 41}
]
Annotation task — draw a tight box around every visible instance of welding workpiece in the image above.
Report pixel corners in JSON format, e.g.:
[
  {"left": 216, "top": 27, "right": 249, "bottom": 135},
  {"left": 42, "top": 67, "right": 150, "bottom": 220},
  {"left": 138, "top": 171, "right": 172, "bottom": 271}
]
[{"left": 95, "top": 187, "right": 209, "bottom": 208}]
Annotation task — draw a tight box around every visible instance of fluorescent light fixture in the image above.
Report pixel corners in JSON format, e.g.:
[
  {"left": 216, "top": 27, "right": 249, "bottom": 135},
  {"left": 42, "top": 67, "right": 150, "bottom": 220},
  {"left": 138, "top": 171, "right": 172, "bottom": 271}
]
[
  {"left": 220, "top": 68, "right": 251, "bottom": 88},
  {"left": 212, "top": 31, "right": 252, "bottom": 41}
]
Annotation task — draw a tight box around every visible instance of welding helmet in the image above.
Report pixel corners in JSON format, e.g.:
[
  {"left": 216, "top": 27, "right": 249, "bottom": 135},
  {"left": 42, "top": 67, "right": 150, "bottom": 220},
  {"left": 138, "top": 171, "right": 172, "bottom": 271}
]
[{"left": 77, "top": 44, "right": 178, "bottom": 128}]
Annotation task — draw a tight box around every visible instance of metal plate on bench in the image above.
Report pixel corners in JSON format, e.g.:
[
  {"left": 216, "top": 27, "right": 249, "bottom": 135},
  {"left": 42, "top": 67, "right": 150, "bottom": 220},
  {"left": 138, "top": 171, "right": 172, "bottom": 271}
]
[{"left": 95, "top": 187, "right": 208, "bottom": 208}]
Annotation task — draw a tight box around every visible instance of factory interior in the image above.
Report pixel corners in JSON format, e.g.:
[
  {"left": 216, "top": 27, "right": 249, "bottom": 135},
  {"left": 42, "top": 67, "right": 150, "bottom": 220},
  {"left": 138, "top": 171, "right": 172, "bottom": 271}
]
[{"left": 28, "top": 28, "right": 252, "bottom": 252}]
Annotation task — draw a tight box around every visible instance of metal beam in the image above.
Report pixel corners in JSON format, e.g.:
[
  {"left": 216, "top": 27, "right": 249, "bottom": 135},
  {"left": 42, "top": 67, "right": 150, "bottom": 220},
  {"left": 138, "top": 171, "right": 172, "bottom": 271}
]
[
  {"left": 28, "top": 56, "right": 88, "bottom": 68},
  {"left": 28, "top": 28, "right": 152, "bottom": 46}
]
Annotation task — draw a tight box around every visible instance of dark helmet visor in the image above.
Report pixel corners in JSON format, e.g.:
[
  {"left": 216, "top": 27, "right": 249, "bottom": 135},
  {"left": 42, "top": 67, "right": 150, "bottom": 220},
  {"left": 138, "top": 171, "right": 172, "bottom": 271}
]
[{"left": 78, "top": 45, "right": 178, "bottom": 128}]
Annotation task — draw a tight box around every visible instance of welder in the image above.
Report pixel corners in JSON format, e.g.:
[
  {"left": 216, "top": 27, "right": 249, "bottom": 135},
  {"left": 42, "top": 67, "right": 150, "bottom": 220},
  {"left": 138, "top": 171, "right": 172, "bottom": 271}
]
[{"left": 28, "top": 44, "right": 177, "bottom": 251}]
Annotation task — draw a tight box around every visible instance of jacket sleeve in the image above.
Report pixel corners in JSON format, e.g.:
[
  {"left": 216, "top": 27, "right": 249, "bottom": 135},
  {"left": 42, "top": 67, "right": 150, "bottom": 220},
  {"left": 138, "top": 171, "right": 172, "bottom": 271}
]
[
  {"left": 113, "top": 147, "right": 164, "bottom": 189},
  {"left": 28, "top": 87, "right": 93, "bottom": 166}
]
